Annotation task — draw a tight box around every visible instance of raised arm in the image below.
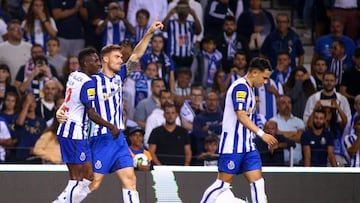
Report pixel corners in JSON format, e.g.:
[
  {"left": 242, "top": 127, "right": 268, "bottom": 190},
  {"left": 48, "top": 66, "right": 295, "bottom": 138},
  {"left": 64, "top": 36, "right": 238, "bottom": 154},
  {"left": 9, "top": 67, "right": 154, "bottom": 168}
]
[{"left": 126, "top": 19, "right": 164, "bottom": 73}]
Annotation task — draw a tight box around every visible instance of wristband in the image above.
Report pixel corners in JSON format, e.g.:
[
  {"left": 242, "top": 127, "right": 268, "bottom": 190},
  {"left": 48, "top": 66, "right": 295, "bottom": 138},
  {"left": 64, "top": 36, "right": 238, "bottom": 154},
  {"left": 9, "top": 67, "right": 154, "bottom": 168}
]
[
  {"left": 41, "top": 19, "right": 48, "bottom": 24},
  {"left": 257, "top": 129, "right": 265, "bottom": 137}
]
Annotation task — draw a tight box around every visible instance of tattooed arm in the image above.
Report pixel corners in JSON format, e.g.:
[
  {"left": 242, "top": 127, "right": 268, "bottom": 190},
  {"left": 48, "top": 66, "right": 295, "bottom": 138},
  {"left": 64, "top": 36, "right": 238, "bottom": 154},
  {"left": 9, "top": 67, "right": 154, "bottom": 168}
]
[{"left": 126, "top": 19, "right": 164, "bottom": 74}]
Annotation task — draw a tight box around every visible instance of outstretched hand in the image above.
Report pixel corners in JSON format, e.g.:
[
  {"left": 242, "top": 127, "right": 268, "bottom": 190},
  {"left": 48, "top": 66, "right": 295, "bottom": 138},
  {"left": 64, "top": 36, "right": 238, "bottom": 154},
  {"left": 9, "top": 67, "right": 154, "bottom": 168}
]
[{"left": 110, "top": 126, "right": 120, "bottom": 140}]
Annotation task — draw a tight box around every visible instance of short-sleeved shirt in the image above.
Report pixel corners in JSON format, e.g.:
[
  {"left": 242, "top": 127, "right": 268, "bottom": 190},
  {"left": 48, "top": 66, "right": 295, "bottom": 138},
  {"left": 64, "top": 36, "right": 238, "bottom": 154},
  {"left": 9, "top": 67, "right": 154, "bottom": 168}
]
[
  {"left": 57, "top": 70, "right": 95, "bottom": 140},
  {"left": 148, "top": 125, "right": 190, "bottom": 165},
  {"left": 301, "top": 129, "right": 334, "bottom": 167},
  {"left": 219, "top": 77, "right": 256, "bottom": 154}
]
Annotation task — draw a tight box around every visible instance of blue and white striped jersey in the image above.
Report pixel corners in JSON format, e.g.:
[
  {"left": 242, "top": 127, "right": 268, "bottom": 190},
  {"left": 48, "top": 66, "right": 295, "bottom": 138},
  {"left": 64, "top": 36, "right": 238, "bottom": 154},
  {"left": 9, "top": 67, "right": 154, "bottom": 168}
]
[
  {"left": 255, "top": 79, "right": 283, "bottom": 120},
  {"left": 57, "top": 70, "right": 96, "bottom": 140},
  {"left": 343, "top": 133, "right": 360, "bottom": 167},
  {"left": 166, "top": 19, "right": 195, "bottom": 57},
  {"left": 219, "top": 77, "right": 256, "bottom": 154},
  {"left": 102, "top": 21, "right": 128, "bottom": 46},
  {"left": 91, "top": 65, "right": 127, "bottom": 136}
]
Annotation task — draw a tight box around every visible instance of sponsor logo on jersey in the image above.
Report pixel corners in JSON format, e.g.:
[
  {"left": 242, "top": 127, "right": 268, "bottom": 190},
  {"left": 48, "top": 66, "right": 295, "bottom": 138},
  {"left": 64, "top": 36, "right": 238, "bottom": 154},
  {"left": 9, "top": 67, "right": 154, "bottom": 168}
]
[
  {"left": 87, "top": 88, "right": 95, "bottom": 100},
  {"left": 236, "top": 91, "right": 246, "bottom": 102}
]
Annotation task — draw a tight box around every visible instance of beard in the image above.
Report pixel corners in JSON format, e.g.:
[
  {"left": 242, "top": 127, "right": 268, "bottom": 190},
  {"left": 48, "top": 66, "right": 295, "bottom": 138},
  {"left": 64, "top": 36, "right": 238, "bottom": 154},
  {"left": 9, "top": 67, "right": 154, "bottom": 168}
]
[
  {"left": 166, "top": 120, "right": 176, "bottom": 125},
  {"left": 313, "top": 122, "right": 324, "bottom": 130}
]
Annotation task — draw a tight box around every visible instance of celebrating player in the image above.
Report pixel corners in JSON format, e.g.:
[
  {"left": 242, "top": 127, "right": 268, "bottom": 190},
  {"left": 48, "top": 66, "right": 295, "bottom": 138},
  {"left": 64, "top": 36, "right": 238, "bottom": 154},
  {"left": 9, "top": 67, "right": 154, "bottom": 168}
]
[
  {"left": 200, "top": 58, "right": 278, "bottom": 203},
  {"left": 53, "top": 48, "right": 119, "bottom": 203}
]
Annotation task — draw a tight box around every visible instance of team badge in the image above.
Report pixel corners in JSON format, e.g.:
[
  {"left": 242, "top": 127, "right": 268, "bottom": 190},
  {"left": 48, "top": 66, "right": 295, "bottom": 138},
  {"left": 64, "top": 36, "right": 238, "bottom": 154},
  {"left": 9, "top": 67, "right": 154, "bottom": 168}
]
[
  {"left": 320, "top": 137, "right": 326, "bottom": 145},
  {"left": 95, "top": 160, "right": 102, "bottom": 169},
  {"left": 227, "top": 160, "right": 235, "bottom": 170},
  {"left": 79, "top": 152, "right": 86, "bottom": 161},
  {"left": 87, "top": 88, "right": 95, "bottom": 100}
]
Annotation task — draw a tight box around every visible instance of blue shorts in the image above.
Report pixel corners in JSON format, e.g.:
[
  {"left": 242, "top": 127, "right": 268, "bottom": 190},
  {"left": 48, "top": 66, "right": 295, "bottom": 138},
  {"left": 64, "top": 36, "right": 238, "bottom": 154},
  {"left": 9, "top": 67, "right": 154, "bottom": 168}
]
[
  {"left": 58, "top": 136, "right": 92, "bottom": 164},
  {"left": 89, "top": 132, "right": 133, "bottom": 174},
  {"left": 218, "top": 150, "right": 262, "bottom": 175}
]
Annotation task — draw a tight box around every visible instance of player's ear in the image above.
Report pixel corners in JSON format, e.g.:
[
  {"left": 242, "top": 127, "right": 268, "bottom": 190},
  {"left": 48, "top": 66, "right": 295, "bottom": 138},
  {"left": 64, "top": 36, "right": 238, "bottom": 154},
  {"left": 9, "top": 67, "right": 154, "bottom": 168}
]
[{"left": 103, "top": 55, "right": 109, "bottom": 63}]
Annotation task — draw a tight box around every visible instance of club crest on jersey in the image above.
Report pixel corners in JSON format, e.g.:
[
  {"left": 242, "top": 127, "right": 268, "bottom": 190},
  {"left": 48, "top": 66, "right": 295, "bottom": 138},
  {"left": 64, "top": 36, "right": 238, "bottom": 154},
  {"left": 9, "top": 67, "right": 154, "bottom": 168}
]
[
  {"left": 227, "top": 160, "right": 235, "bottom": 170},
  {"left": 236, "top": 91, "right": 246, "bottom": 102},
  {"left": 95, "top": 160, "right": 102, "bottom": 169},
  {"left": 79, "top": 152, "right": 86, "bottom": 161},
  {"left": 87, "top": 88, "right": 95, "bottom": 100}
]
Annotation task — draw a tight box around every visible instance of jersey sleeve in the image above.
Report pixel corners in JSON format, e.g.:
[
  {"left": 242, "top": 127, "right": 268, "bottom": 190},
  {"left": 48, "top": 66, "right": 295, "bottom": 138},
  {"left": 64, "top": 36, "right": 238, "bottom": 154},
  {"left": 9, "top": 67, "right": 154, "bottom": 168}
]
[
  {"left": 80, "top": 80, "right": 96, "bottom": 109},
  {"left": 231, "top": 83, "right": 250, "bottom": 111},
  {"left": 300, "top": 131, "right": 309, "bottom": 146}
]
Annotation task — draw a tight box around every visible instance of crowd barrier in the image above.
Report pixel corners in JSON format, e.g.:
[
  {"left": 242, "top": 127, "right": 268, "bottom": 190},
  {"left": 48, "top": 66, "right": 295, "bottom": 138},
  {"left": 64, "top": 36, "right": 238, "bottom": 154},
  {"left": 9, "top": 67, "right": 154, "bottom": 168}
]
[{"left": 0, "top": 165, "right": 359, "bottom": 203}]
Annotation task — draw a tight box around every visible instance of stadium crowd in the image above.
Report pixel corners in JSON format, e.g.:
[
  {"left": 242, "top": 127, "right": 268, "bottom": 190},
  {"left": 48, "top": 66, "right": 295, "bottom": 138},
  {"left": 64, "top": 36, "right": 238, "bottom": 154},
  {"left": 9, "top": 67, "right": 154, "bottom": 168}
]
[{"left": 0, "top": 0, "right": 360, "bottom": 168}]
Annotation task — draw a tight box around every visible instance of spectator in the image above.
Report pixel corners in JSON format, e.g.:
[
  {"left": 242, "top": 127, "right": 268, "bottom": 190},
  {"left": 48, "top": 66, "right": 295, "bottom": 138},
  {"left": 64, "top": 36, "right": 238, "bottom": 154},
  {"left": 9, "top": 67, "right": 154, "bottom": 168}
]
[
  {"left": 144, "top": 89, "right": 181, "bottom": 148},
  {"left": 49, "top": 0, "right": 87, "bottom": 57},
  {"left": 148, "top": 103, "right": 192, "bottom": 166},
  {"left": 180, "top": 84, "right": 205, "bottom": 133},
  {"left": 123, "top": 64, "right": 153, "bottom": 121},
  {"left": 133, "top": 78, "right": 165, "bottom": 129},
  {"left": 311, "top": 17, "right": 355, "bottom": 74},
  {"left": 343, "top": 95, "right": 360, "bottom": 137},
  {"left": 132, "top": 9, "right": 150, "bottom": 45},
  {"left": 173, "top": 68, "right": 192, "bottom": 106},
  {"left": 223, "top": 50, "right": 248, "bottom": 87},
  {"left": 0, "top": 64, "right": 17, "bottom": 109},
  {"left": 127, "top": 126, "right": 153, "bottom": 171},
  {"left": 328, "top": 40, "right": 353, "bottom": 89},
  {"left": 270, "top": 95, "right": 305, "bottom": 165},
  {"left": 14, "top": 45, "right": 59, "bottom": 99},
  {"left": 15, "top": 94, "right": 46, "bottom": 163},
  {"left": 255, "top": 74, "right": 283, "bottom": 120},
  {"left": 283, "top": 67, "right": 316, "bottom": 119},
  {"left": 237, "top": 0, "right": 275, "bottom": 57},
  {"left": 94, "top": 1, "right": 135, "bottom": 47},
  {"left": 21, "top": 0, "right": 57, "bottom": 51},
  {"left": 140, "top": 33, "right": 175, "bottom": 89},
  {"left": 340, "top": 48, "right": 360, "bottom": 112},
  {"left": 211, "top": 69, "right": 227, "bottom": 109},
  {"left": 310, "top": 58, "right": 327, "bottom": 91},
  {"left": 255, "top": 120, "right": 295, "bottom": 166},
  {"left": 0, "top": 19, "right": 32, "bottom": 83},
  {"left": 46, "top": 37, "right": 66, "bottom": 79},
  {"left": 0, "top": 92, "right": 19, "bottom": 162},
  {"left": 261, "top": 13, "right": 304, "bottom": 69},
  {"left": 192, "top": 92, "right": 222, "bottom": 155},
  {"left": 192, "top": 36, "right": 222, "bottom": 91},
  {"left": 343, "top": 115, "right": 360, "bottom": 167},
  {"left": 323, "top": 0, "right": 359, "bottom": 41},
  {"left": 33, "top": 97, "right": 63, "bottom": 164},
  {"left": 217, "top": 15, "right": 249, "bottom": 72},
  {"left": 127, "top": 0, "right": 168, "bottom": 28},
  {"left": 35, "top": 79, "right": 58, "bottom": 127},
  {"left": 61, "top": 55, "right": 79, "bottom": 86},
  {"left": 0, "top": 115, "right": 12, "bottom": 162},
  {"left": 270, "top": 51, "right": 293, "bottom": 84},
  {"left": 303, "top": 72, "right": 351, "bottom": 125},
  {"left": 301, "top": 107, "right": 337, "bottom": 167},
  {"left": 197, "top": 135, "right": 219, "bottom": 166},
  {"left": 204, "top": 0, "right": 233, "bottom": 38},
  {"left": 8, "top": 0, "right": 31, "bottom": 22},
  {"left": 163, "top": 0, "right": 202, "bottom": 69},
  {"left": 168, "top": 0, "right": 204, "bottom": 44}
]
